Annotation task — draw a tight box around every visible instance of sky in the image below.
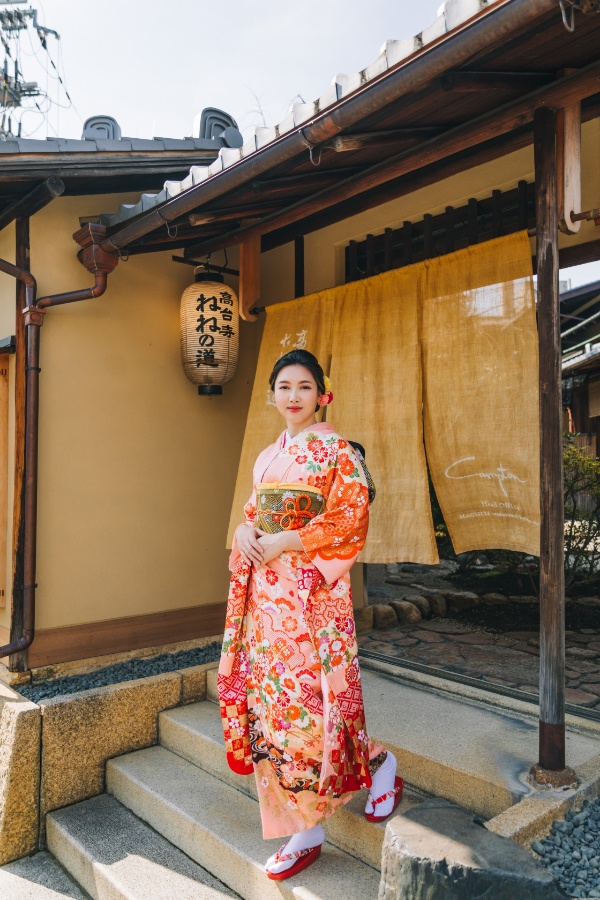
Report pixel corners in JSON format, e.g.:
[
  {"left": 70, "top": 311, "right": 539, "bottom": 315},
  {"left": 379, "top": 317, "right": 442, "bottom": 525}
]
[
  {"left": 4, "top": 0, "right": 599, "bottom": 289},
  {"left": 12, "top": 0, "right": 446, "bottom": 142}
]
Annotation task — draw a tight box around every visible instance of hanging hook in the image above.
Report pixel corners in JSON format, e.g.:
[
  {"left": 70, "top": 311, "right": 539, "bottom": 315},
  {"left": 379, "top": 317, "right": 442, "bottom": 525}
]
[
  {"left": 309, "top": 145, "right": 323, "bottom": 167},
  {"left": 559, "top": 0, "right": 576, "bottom": 31},
  {"left": 166, "top": 222, "right": 178, "bottom": 238}
]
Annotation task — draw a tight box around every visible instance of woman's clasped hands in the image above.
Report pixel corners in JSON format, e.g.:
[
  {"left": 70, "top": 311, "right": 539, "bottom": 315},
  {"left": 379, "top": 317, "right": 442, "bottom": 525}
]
[{"left": 236, "top": 525, "right": 302, "bottom": 567}]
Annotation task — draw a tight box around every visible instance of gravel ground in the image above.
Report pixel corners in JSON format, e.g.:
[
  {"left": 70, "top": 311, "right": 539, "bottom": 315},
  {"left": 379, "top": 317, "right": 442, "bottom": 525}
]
[
  {"left": 533, "top": 800, "right": 600, "bottom": 898},
  {"left": 18, "top": 642, "right": 221, "bottom": 703}
]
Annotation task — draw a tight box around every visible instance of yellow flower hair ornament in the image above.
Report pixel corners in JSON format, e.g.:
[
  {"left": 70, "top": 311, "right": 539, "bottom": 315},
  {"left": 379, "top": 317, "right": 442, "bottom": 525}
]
[{"left": 319, "top": 375, "right": 334, "bottom": 407}]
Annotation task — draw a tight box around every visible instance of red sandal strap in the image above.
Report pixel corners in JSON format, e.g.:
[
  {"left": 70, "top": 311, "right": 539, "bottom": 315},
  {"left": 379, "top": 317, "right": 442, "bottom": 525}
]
[
  {"left": 368, "top": 783, "right": 402, "bottom": 808},
  {"left": 274, "top": 844, "right": 317, "bottom": 865}
]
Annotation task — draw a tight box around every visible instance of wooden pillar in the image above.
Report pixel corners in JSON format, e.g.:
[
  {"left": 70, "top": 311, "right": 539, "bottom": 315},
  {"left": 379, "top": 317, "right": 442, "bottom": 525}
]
[
  {"left": 239, "top": 235, "right": 260, "bottom": 322},
  {"left": 0, "top": 349, "right": 8, "bottom": 611},
  {"left": 557, "top": 70, "right": 581, "bottom": 236},
  {"left": 294, "top": 235, "right": 304, "bottom": 298},
  {"left": 531, "top": 107, "right": 576, "bottom": 787},
  {"left": 10, "top": 217, "right": 29, "bottom": 672}
]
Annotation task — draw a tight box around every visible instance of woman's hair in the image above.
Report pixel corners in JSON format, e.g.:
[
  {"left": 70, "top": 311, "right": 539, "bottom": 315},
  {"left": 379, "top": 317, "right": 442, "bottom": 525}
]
[{"left": 269, "top": 349, "right": 326, "bottom": 409}]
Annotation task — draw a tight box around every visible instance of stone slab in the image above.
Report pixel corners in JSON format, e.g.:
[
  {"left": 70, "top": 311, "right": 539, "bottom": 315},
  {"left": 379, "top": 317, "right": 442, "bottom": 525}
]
[
  {"left": 0, "top": 850, "right": 88, "bottom": 899},
  {"left": 358, "top": 668, "right": 600, "bottom": 819},
  {"left": 47, "top": 793, "right": 239, "bottom": 899},
  {"left": 160, "top": 699, "right": 427, "bottom": 870},
  {"left": 177, "top": 662, "right": 215, "bottom": 705},
  {"left": 39, "top": 673, "right": 181, "bottom": 837},
  {"left": 107, "top": 746, "right": 381, "bottom": 900},
  {"left": 379, "top": 799, "right": 567, "bottom": 899},
  {"left": 488, "top": 751, "right": 600, "bottom": 849},
  {"left": 0, "top": 683, "right": 41, "bottom": 864}
]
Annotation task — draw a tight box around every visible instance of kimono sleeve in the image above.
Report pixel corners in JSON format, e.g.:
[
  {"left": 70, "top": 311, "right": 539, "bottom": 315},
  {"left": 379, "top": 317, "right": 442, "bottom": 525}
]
[
  {"left": 298, "top": 443, "right": 369, "bottom": 584},
  {"left": 229, "top": 487, "right": 257, "bottom": 571}
]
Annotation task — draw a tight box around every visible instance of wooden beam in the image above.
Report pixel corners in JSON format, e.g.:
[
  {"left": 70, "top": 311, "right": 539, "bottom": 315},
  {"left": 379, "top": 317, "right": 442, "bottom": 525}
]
[
  {"left": 0, "top": 177, "right": 64, "bottom": 233},
  {"left": 557, "top": 70, "right": 581, "bottom": 236},
  {"left": 557, "top": 238, "right": 600, "bottom": 270},
  {"left": 326, "top": 127, "right": 446, "bottom": 152},
  {"left": 239, "top": 235, "right": 261, "bottom": 322},
  {"left": 185, "top": 61, "right": 600, "bottom": 259},
  {"left": 251, "top": 169, "right": 363, "bottom": 196},
  {"left": 189, "top": 204, "right": 278, "bottom": 226},
  {"left": 533, "top": 106, "right": 574, "bottom": 786},
  {"left": 10, "top": 218, "right": 28, "bottom": 672},
  {"left": 23, "top": 602, "right": 227, "bottom": 668},
  {"left": 440, "top": 71, "right": 554, "bottom": 92}
]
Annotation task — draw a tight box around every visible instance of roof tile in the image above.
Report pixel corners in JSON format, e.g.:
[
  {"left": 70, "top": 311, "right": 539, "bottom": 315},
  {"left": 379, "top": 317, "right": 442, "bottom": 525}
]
[
  {"left": 255, "top": 126, "right": 278, "bottom": 150},
  {"left": 364, "top": 50, "right": 389, "bottom": 82},
  {"left": 335, "top": 71, "right": 363, "bottom": 98},
  {"left": 420, "top": 12, "right": 448, "bottom": 45},
  {"left": 383, "top": 36, "right": 422, "bottom": 68}
]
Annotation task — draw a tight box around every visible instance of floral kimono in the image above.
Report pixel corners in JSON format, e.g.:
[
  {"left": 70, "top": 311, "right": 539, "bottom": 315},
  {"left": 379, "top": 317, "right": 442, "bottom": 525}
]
[{"left": 218, "top": 421, "right": 384, "bottom": 839}]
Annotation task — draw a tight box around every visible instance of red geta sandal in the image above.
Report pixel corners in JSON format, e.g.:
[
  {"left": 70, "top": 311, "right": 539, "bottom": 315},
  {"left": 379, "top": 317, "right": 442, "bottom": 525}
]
[
  {"left": 364, "top": 775, "right": 404, "bottom": 823},
  {"left": 266, "top": 843, "right": 322, "bottom": 881}
]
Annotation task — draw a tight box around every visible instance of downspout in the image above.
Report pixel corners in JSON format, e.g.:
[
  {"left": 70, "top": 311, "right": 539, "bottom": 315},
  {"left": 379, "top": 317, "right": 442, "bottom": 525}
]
[{"left": 0, "top": 224, "right": 118, "bottom": 663}]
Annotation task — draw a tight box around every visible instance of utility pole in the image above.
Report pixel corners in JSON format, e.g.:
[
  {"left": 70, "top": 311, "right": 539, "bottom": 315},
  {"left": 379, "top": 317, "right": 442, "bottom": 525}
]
[{"left": 0, "top": 0, "right": 61, "bottom": 139}]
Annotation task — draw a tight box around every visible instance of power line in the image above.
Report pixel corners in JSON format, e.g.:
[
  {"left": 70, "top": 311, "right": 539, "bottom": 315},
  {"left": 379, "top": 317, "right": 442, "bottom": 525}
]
[{"left": 0, "top": 2, "right": 75, "bottom": 139}]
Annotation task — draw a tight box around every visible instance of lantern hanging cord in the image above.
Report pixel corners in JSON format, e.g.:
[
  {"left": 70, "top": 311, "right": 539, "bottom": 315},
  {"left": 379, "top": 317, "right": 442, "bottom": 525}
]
[{"left": 215, "top": 248, "right": 229, "bottom": 276}]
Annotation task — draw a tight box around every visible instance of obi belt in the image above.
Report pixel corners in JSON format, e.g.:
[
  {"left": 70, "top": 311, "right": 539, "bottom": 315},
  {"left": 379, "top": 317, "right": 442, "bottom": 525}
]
[{"left": 255, "top": 482, "right": 326, "bottom": 533}]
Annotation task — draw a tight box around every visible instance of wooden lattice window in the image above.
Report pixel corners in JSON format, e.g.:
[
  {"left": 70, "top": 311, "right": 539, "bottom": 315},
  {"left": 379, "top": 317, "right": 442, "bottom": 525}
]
[{"left": 345, "top": 181, "right": 535, "bottom": 282}]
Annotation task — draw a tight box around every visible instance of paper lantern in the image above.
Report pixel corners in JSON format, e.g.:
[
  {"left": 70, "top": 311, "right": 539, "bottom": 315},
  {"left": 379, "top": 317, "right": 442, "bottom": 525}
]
[{"left": 180, "top": 273, "right": 239, "bottom": 395}]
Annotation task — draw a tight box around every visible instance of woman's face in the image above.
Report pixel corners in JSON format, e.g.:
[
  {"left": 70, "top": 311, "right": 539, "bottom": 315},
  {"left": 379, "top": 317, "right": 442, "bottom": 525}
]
[{"left": 273, "top": 364, "right": 322, "bottom": 435}]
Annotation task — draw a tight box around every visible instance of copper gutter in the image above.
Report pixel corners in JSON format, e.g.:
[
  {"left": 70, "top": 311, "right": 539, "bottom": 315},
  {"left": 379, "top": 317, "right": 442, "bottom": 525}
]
[
  {"left": 101, "top": 0, "right": 560, "bottom": 252},
  {"left": 0, "top": 224, "right": 118, "bottom": 663}
]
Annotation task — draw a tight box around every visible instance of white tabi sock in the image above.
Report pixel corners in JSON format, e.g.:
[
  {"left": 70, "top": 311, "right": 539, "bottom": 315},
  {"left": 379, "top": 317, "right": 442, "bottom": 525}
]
[
  {"left": 365, "top": 751, "right": 397, "bottom": 817},
  {"left": 265, "top": 823, "right": 325, "bottom": 875}
]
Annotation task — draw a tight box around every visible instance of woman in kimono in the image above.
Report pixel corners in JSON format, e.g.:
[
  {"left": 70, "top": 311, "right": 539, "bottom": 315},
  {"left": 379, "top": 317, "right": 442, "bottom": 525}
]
[{"left": 218, "top": 349, "right": 402, "bottom": 880}]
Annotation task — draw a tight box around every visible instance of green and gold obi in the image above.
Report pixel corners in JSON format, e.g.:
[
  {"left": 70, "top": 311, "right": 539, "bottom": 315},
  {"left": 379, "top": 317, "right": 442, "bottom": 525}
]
[{"left": 256, "top": 483, "right": 326, "bottom": 534}]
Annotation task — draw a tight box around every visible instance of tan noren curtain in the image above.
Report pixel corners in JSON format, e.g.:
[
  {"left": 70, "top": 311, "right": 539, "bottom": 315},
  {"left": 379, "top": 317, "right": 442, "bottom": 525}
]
[
  {"left": 226, "top": 292, "right": 334, "bottom": 545},
  {"left": 228, "top": 231, "right": 539, "bottom": 561},
  {"left": 421, "top": 232, "right": 540, "bottom": 556}
]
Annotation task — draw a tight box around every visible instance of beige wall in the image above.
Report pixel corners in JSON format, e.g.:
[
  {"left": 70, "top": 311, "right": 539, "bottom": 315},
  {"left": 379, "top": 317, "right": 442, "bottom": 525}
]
[{"left": 0, "top": 196, "right": 261, "bottom": 631}]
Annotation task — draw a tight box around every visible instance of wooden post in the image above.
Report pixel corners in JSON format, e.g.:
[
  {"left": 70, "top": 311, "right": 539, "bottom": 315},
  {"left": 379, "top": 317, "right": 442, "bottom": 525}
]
[
  {"left": 384, "top": 228, "right": 393, "bottom": 271},
  {"left": 557, "top": 70, "right": 581, "bottom": 236},
  {"left": 10, "top": 218, "right": 29, "bottom": 671},
  {"left": 0, "top": 350, "right": 8, "bottom": 610},
  {"left": 531, "top": 107, "right": 576, "bottom": 788},
  {"left": 239, "top": 235, "right": 261, "bottom": 322},
  {"left": 294, "top": 235, "right": 304, "bottom": 298}
]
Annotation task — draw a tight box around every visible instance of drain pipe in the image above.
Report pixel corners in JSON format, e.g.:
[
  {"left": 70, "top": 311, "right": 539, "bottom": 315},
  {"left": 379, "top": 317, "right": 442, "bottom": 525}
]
[{"left": 0, "top": 224, "right": 118, "bottom": 663}]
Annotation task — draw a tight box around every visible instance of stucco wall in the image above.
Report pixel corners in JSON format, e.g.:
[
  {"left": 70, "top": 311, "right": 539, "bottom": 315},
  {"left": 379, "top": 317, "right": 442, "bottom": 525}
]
[{"left": 0, "top": 196, "right": 262, "bottom": 632}]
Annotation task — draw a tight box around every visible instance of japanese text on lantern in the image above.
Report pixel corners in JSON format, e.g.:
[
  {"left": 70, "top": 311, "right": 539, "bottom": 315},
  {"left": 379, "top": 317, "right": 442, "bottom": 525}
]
[{"left": 195, "top": 290, "right": 235, "bottom": 367}]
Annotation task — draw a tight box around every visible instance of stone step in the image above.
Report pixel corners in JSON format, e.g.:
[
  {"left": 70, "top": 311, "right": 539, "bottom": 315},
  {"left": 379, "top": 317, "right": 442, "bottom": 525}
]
[
  {"left": 208, "top": 663, "right": 600, "bottom": 821},
  {"left": 160, "top": 699, "right": 428, "bottom": 870},
  {"left": 0, "top": 849, "right": 90, "bottom": 899},
  {"left": 106, "top": 745, "right": 381, "bottom": 900},
  {"left": 47, "top": 792, "right": 239, "bottom": 900}
]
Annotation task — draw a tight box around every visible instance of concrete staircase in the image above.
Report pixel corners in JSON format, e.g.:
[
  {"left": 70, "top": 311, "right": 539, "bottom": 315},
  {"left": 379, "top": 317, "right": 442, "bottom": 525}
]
[{"left": 41, "top": 667, "right": 428, "bottom": 899}]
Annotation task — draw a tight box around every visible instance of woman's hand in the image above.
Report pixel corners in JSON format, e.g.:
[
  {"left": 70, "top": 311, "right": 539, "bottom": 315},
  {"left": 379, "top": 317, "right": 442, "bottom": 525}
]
[
  {"left": 236, "top": 525, "right": 264, "bottom": 567},
  {"left": 257, "top": 530, "right": 303, "bottom": 566}
]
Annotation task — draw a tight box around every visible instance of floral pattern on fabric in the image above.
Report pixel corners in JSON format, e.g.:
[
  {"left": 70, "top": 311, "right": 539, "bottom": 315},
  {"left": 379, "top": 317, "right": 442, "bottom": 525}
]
[{"left": 219, "top": 423, "right": 383, "bottom": 839}]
